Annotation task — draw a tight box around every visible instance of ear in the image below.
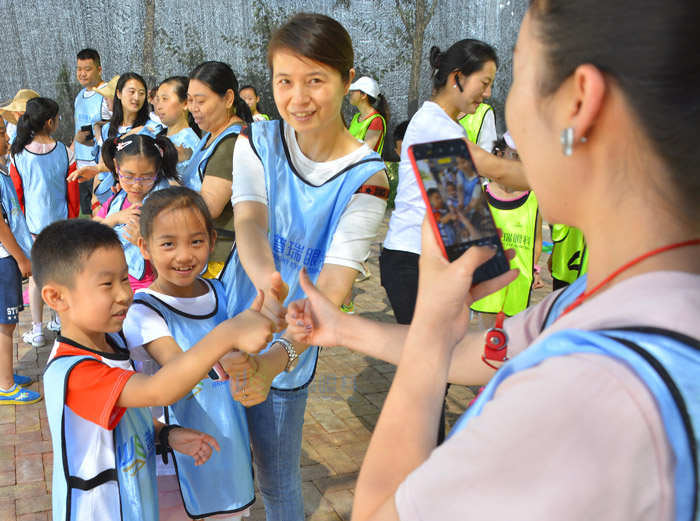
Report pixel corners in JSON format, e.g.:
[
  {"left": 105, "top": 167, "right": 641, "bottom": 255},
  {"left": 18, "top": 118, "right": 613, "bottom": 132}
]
[
  {"left": 225, "top": 89, "right": 235, "bottom": 110},
  {"left": 42, "top": 284, "right": 68, "bottom": 312},
  {"left": 566, "top": 64, "right": 606, "bottom": 142},
  {"left": 209, "top": 229, "right": 217, "bottom": 253},
  {"left": 137, "top": 236, "right": 151, "bottom": 261},
  {"left": 452, "top": 70, "right": 461, "bottom": 88},
  {"left": 344, "top": 68, "right": 356, "bottom": 94}
]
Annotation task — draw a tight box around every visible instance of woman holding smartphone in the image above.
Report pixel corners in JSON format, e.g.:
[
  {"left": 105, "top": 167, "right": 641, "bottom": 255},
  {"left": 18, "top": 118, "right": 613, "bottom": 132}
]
[{"left": 221, "top": 13, "right": 388, "bottom": 520}]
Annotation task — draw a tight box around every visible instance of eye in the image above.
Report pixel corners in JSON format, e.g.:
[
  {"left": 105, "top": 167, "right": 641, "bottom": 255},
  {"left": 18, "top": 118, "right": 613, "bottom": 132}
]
[
  {"left": 192, "top": 239, "right": 204, "bottom": 245},
  {"left": 101, "top": 281, "right": 112, "bottom": 287},
  {"left": 161, "top": 241, "right": 174, "bottom": 248},
  {"left": 309, "top": 77, "right": 322, "bottom": 84},
  {"left": 122, "top": 276, "right": 130, "bottom": 284}
]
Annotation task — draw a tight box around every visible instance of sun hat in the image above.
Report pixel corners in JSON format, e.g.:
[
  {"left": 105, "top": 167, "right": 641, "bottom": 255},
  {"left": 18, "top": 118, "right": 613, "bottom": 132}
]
[
  {"left": 0, "top": 89, "right": 40, "bottom": 124},
  {"left": 503, "top": 130, "right": 517, "bottom": 150},
  {"left": 94, "top": 75, "right": 120, "bottom": 99},
  {"left": 349, "top": 77, "right": 380, "bottom": 98}
]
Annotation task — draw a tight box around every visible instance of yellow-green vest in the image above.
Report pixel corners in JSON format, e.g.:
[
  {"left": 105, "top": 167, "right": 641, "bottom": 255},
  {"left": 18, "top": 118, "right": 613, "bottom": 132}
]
[
  {"left": 471, "top": 187, "right": 539, "bottom": 316},
  {"left": 349, "top": 112, "right": 386, "bottom": 154},
  {"left": 550, "top": 224, "right": 588, "bottom": 284},
  {"left": 459, "top": 103, "right": 493, "bottom": 144}
]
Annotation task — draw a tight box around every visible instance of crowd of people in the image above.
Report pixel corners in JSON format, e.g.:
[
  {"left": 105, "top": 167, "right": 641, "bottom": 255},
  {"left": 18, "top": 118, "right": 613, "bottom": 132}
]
[{"left": 0, "top": 1, "right": 698, "bottom": 520}]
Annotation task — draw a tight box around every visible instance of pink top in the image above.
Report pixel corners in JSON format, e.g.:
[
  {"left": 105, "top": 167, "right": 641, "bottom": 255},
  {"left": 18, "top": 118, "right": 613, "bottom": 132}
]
[
  {"left": 97, "top": 194, "right": 154, "bottom": 291},
  {"left": 395, "top": 271, "right": 700, "bottom": 521}
]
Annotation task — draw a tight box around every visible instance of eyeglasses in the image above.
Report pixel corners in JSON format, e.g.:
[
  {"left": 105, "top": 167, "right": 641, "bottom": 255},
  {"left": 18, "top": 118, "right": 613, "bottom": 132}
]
[{"left": 117, "top": 173, "right": 158, "bottom": 186}]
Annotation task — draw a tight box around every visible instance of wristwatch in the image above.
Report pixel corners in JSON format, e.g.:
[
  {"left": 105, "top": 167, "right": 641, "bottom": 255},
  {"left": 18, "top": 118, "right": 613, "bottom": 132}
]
[{"left": 275, "top": 338, "right": 299, "bottom": 372}]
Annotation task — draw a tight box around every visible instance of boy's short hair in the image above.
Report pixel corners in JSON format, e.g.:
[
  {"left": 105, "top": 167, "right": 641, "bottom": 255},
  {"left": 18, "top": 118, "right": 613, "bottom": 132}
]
[
  {"left": 76, "top": 48, "right": 101, "bottom": 66},
  {"left": 427, "top": 188, "right": 439, "bottom": 197},
  {"left": 393, "top": 120, "right": 409, "bottom": 147},
  {"left": 32, "top": 219, "right": 121, "bottom": 289}
]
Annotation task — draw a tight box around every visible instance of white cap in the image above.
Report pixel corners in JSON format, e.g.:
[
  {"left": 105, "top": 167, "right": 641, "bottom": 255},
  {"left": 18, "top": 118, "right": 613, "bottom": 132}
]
[
  {"left": 349, "top": 77, "right": 380, "bottom": 98},
  {"left": 503, "top": 130, "right": 517, "bottom": 150}
]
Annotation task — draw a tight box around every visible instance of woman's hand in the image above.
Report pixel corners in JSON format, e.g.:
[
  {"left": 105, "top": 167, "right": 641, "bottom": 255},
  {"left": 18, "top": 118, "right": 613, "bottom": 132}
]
[
  {"left": 227, "top": 351, "right": 276, "bottom": 407},
  {"left": 286, "top": 268, "right": 346, "bottom": 348},
  {"left": 413, "top": 217, "right": 518, "bottom": 347},
  {"left": 168, "top": 427, "right": 220, "bottom": 466},
  {"left": 261, "top": 271, "right": 289, "bottom": 332}
]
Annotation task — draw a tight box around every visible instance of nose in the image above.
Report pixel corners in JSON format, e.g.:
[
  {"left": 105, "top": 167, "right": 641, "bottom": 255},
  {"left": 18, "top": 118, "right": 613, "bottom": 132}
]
[
  {"left": 483, "top": 84, "right": 492, "bottom": 99},
  {"left": 116, "top": 279, "right": 133, "bottom": 304},
  {"left": 291, "top": 84, "right": 310, "bottom": 106}
]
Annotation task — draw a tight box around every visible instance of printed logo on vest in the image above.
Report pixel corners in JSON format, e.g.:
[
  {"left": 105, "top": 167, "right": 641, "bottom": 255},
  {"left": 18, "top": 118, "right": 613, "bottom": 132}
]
[
  {"left": 118, "top": 429, "right": 154, "bottom": 476},
  {"left": 187, "top": 381, "right": 204, "bottom": 400},
  {"left": 271, "top": 234, "right": 323, "bottom": 275}
]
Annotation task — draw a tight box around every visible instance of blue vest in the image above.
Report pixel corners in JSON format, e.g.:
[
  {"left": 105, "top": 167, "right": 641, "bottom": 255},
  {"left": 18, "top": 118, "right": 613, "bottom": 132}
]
[
  {"left": 94, "top": 121, "right": 165, "bottom": 203},
  {"left": 44, "top": 336, "right": 158, "bottom": 521},
  {"left": 0, "top": 169, "right": 33, "bottom": 258},
  {"left": 220, "top": 120, "right": 385, "bottom": 389},
  {"left": 74, "top": 88, "right": 105, "bottom": 163},
  {"left": 167, "top": 127, "right": 200, "bottom": 177},
  {"left": 105, "top": 178, "right": 170, "bottom": 280},
  {"left": 181, "top": 124, "right": 242, "bottom": 191},
  {"left": 450, "top": 277, "right": 700, "bottom": 521},
  {"left": 132, "top": 279, "right": 255, "bottom": 517},
  {"left": 12, "top": 142, "right": 69, "bottom": 234}
]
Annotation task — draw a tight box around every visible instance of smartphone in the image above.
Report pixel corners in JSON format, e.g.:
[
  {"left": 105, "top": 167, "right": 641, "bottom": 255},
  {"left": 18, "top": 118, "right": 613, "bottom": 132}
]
[
  {"left": 80, "top": 124, "right": 94, "bottom": 141},
  {"left": 208, "top": 362, "right": 229, "bottom": 381},
  {"left": 408, "top": 138, "right": 510, "bottom": 285}
]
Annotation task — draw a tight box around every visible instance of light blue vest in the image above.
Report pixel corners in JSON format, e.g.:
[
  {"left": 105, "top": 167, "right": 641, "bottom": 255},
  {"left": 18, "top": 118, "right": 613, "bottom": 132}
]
[
  {"left": 105, "top": 178, "right": 170, "bottom": 280},
  {"left": 167, "top": 127, "right": 200, "bottom": 177},
  {"left": 220, "top": 120, "right": 385, "bottom": 389},
  {"left": 12, "top": 142, "right": 69, "bottom": 234},
  {"left": 132, "top": 279, "right": 255, "bottom": 517},
  {"left": 181, "top": 124, "right": 242, "bottom": 191},
  {"left": 94, "top": 121, "right": 165, "bottom": 203},
  {"left": 74, "top": 88, "right": 105, "bottom": 163},
  {"left": 450, "top": 277, "right": 700, "bottom": 521},
  {"left": 0, "top": 169, "right": 33, "bottom": 258},
  {"left": 44, "top": 337, "right": 157, "bottom": 521}
]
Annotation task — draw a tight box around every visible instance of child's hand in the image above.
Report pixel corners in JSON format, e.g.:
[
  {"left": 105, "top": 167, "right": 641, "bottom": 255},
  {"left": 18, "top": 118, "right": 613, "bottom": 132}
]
[
  {"left": 123, "top": 214, "right": 141, "bottom": 246},
  {"left": 69, "top": 164, "right": 99, "bottom": 183},
  {"left": 168, "top": 428, "right": 220, "bottom": 466},
  {"left": 231, "top": 290, "right": 275, "bottom": 353},
  {"left": 16, "top": 255, "right": 31, "bottom": 278},
  {"left": 533, "top": 272, "right": 544, "bottom": 289},
  {"left": 262, "top": 272, "right": 289, "bottom": 332},
  {"left": 286, "top": 268, "right": 345, "bottom": 347}
]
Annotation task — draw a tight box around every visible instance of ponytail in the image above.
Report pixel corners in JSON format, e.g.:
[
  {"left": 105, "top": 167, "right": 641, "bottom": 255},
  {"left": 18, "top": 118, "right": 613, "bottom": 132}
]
[
  {"left": 154, "top": 135, "right": 180, "bottom": 183},
  {"left": 101, "top": 137, "right": 119, "bottom": 179},
  {"left": 10, "top": 97, "right": 59, "bottom": 156},
  {"left": 366, "top": 93, "right": 390, "bottom": 124},
  {"left": 234, "top": 95, "right": 253, "bottom": 125}
]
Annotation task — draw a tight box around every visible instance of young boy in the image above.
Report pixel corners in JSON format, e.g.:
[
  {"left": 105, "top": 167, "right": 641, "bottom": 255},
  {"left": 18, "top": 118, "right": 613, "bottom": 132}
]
[
  {"left": 37, "top": 219, "right": 274, "bottom": 521},
  {"left": 0, "top": 118, "right": 39, "bottom": 404}
]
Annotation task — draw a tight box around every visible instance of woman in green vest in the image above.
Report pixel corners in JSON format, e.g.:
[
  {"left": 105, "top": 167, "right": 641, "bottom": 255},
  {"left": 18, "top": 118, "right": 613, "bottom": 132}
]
[
  {"left": 348, "top": 76, "right": 389, "bottom": 154},
  {"left": 458, "top": 102, "right": 497, "bottom": 152}
]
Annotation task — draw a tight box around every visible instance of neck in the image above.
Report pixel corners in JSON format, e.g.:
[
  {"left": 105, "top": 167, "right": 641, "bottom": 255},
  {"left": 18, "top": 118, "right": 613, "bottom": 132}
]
[
  {"left": 149, "top": 276, "right": 207, "bottom": 299},
  {"left": 86, "top": 79, "right": 103, "bottom": 91},
  {"left": 122, "top": 111, "right": 136, "bottom": 127},
  {"left": 207, "top": 115, "right": 242, "bottom": 142},
  {"left": 59, "top": 323, "right": 112, "bottom": 353},
  {"left": 32, "top": 131, "right": 54, "bottom": 144},
  {"left": 432, "top": 89, "right": 459, "bottom": 121},
  {"left": 295, "top": 116, "right": 358, "bottom": 162},
  {"left": 358, "top": 100, "right": 375, "bottom": 120},
  {"left": 166, "top": 116, "right": 188, "bottom": 137}
]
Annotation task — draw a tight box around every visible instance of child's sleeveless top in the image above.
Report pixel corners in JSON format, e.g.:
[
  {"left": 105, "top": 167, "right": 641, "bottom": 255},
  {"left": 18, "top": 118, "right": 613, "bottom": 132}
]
[
  {"left": 181, "top": 124, "right": 242, "bottom": 191},
  {"left": 13, "top": 142, "right": 69, "bottom": 234},
  {"left": 44, "top": 334, "right": 157, "bottom": 521},
  {"left": 452, "top": 275, "right": 700, "bottom": 521},
  {"left": 132, "top": 279, "right": 255, "bottom": 518},
  {"left": 220, "top": 120, "right": 385, "bottom": 390},
  {"left": 167, "top": 127, "right": 200, "bottom": 176},
  {"left": 104, "top": 177, "right": 170, "bottom": 281},
  {"left": 0, "top": 169, "right": 33, "bottom": 258}
]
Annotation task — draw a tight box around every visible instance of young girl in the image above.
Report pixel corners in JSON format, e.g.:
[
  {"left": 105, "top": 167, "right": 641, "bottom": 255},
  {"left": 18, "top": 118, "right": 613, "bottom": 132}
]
[
  {"left": 155, "top": 76, "right": 201, "bottom": 175},
  {"left": 124, "top": 186, "right": 257, "bottom": 521},
  {"left": 240, "top": 85, "right": 269, "bottom": 121},
  {"left": 348, "top": 76, "right": 390, "bottom": 154},
  {"left": 94, "top": 134, "right": 179, "bottom": 291},
  {"left": 9, "top": 97, "right": 79, "bottom": 347},
  {"left": 223, "top": 13, "right": 389, "bottom": 519}
]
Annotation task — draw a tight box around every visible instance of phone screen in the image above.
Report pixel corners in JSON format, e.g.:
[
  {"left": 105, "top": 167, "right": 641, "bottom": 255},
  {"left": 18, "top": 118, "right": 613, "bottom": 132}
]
[{"left": 409, "top": 138, "right": 510, "bottom": 285}]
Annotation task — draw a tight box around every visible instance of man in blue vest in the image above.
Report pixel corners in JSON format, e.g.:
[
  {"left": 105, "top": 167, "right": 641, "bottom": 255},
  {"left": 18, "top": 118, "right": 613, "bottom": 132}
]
[{"left": 72, "top": 48, "right": 109, "bottom": 216}]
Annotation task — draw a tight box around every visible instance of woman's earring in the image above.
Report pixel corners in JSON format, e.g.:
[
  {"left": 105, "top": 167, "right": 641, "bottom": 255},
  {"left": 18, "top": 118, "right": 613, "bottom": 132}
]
[{"left": 560, "top": 127, "right": 574, "bottom": 156}]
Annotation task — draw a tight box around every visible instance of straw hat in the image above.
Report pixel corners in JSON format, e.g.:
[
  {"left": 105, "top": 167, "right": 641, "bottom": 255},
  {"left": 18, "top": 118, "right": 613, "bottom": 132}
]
[
  {"left": 0, "top": 89, "right": 40, "bottom": 124},
  {"left": 94, "top": 75, "right": 120, "bottom": 99}
]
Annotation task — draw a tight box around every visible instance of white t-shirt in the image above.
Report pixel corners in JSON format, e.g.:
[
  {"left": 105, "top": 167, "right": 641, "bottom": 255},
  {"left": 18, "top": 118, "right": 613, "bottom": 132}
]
[
  {"left": 476, "top": 109, "right": 497, "bottom": 153},
  {"left": 395, "top": 271, "right": 700, "bottom": 521},
  {"left": 383, "top": 101, "right": 467, "bottom": 254},
  {"left": 231, "top": 121, "right": 387, "bottom": 273}
]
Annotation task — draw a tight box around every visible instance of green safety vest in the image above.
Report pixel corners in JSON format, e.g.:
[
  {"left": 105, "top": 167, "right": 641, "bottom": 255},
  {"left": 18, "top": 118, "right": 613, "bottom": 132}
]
[
  {"left": 550, "top": 224, "right": 588, "bottom": 284},
  {"left": 348, "top": 111, "right": 386, "bottom": 154},
  {"left": 459, "top": 103, "right": 493, "bottom": 145},
  {"left": 471, "top": 188, "right": 539, "bottom": 316}
]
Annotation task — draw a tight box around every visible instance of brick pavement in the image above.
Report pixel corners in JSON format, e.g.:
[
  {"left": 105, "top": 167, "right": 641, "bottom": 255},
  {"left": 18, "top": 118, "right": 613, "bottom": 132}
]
[{"left": 0, "top": 211, "right": 553, "bottom": 520}]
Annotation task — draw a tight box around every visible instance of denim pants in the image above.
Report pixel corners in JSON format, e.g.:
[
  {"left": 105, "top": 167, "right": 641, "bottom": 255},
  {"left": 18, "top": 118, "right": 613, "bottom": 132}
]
[{"left": 246, "top": 386, "right": 309, "bottom": 521}]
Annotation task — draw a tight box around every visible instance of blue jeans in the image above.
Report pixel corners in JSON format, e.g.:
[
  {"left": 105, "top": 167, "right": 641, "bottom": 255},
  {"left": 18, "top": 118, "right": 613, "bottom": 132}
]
[{"left": 246, "top": 386, "right": 309, "bottom": 521}]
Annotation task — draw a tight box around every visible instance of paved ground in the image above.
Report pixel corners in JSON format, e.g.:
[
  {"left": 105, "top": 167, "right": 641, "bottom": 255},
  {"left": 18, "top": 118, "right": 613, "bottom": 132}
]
[{"left": 0, "top": 211, "right": 553, "bottom": 520}]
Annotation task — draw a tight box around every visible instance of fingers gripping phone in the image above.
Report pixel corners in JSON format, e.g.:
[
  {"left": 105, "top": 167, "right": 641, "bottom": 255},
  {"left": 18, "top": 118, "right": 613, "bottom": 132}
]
[{"left": 408, "top": 138, "right": 510, "bottom": 285}]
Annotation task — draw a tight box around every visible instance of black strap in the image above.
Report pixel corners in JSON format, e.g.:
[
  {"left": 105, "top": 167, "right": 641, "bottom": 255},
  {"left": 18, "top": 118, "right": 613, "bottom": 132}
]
[{"left": 68, "top": 468, "right": 118, "bottom": 491}]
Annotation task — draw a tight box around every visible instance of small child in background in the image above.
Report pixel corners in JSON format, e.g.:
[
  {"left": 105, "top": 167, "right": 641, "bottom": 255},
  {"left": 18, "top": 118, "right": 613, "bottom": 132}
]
[
  {"left": 124, "top": 186, "right": 262, "bottom": 520},
  {"left": 0, "top": 118, "right": 40, "bottom": 404},
  {"left": 240, "top": 85, "right": 269, "bottom": 121},
  {"left": 427, "top": 187, "right": 458, "bottom": 247},
  {"left": 9, "top": 97, "right": 79, "bottom": 347},
  {"left": 94, "top": 134, "right": 180, "bottom": 292},
  {"left": 471, "top": 131, "right": 543, "bottom": 330},
  {"left": 38, "top": 218, "right": 273, "bottom": 521}
]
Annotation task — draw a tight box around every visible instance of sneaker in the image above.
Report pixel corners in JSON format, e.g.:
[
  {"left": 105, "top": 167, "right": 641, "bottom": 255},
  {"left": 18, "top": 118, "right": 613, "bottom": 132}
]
[
  {"left": 340, "top": 301, "right": 355, "bottom": 314},
  {"left": 47, "top": 316, "right": 61, "bottom": 333},
  {"left": 0, "top": 385, "right": 42, "bottom": 405},
  {"left": 13, "top": 374, "right": 33, "bottom": 387},
  {"left": 22, "top": 330, "right": 45, "bottom": 348}
]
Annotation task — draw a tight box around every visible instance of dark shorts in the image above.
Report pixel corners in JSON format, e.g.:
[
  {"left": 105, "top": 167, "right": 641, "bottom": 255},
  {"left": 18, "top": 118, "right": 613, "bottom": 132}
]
[{"left": 0, "top": 256, "right": 24, "bottom": 324}]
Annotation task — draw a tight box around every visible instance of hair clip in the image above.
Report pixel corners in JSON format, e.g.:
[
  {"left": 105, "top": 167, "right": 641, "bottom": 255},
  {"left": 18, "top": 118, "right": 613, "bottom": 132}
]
[
  {"left": 154, "top": 143, "right": 163, "bottom": 157},
  {"left": 116, "top": 140, "right": 133, "bottom": 151}
]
